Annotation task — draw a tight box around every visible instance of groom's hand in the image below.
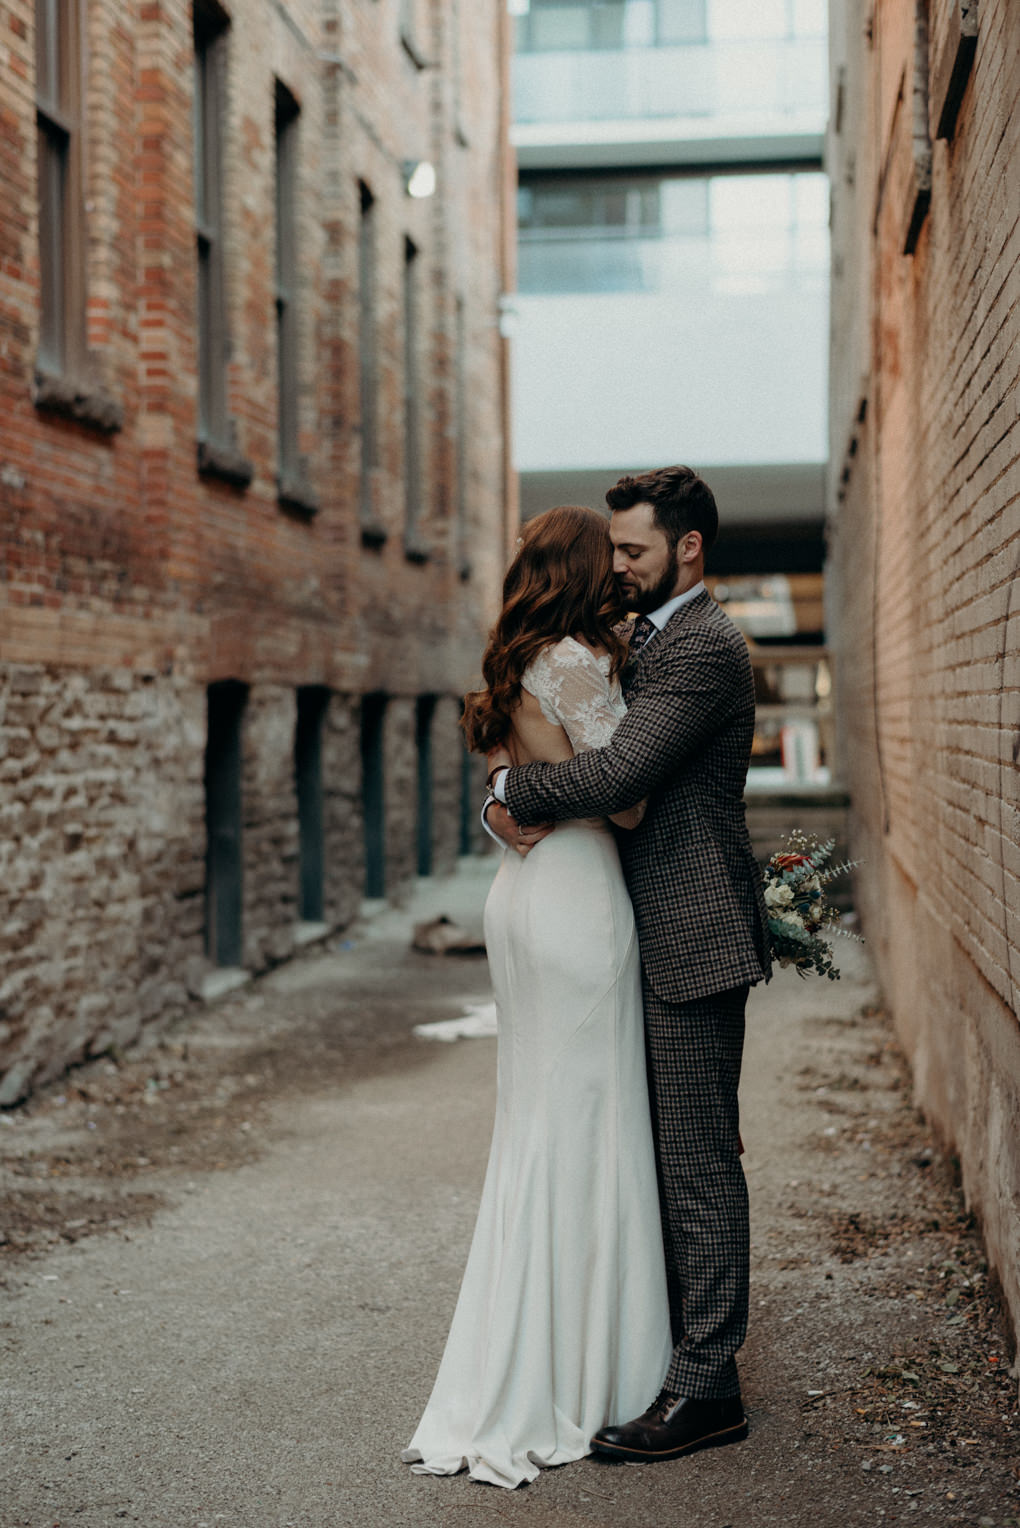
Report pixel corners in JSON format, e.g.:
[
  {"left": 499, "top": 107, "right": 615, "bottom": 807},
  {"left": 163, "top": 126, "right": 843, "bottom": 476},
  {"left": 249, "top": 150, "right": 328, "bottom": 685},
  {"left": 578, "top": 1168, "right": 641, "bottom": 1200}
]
[{"left": 484, "top": 799, "right": 554, "bottom": 858}]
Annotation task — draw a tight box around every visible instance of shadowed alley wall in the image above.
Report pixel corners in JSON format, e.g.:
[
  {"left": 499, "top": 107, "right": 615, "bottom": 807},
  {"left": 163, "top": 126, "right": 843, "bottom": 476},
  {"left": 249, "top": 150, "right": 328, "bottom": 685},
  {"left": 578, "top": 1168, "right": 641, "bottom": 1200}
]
[{"left": 827, "top": 0, "right": 1020, "bottom": 1351}]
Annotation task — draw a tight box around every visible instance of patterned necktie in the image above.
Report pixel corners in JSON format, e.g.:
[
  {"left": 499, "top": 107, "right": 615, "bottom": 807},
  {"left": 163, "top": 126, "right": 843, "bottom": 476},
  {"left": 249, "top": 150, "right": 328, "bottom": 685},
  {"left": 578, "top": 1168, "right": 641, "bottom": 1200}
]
[
  {"left": 623, "top": 614, "right": 656, "bottom": 698},
  {"left": 629, "top": 614, "right": 657, "bottom": 659}
]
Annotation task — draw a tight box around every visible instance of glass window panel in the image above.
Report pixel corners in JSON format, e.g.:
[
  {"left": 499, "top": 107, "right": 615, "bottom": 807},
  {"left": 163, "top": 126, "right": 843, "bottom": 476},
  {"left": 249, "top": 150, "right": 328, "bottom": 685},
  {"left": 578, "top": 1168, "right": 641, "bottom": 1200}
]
[
  {"left": 657, "top": 0, "right": 707, "bottom": 43},
  {"left": 591, "top": 1, "right": 627, "bottom": 47},
  {"left": 519, "top": 176, "right": 664, "bottom": 231},
  {"left": 531, "top": 6, "right": 590, "bottom": 49},
  {"left": 707, "top": 0, "right": 786, "bottom": 40},
  {"left": 794, "top": 172, "right": 829, "bottom": 225},
  {"left": 792, "top": 0, "right": 826, "bottom": 36},
  {"left": 517, "top": 169, "right": 826, "bottom": 295},
  {"left": 711, "top": 174, "right": 791, "bottom": 231},
  {"left": 659, "top": 177, "right": 708, "bottom": 233},
  {"left": 620, "top": 1, "right": 654, "bottom": 47},
  {"left": 35, "top": 0, "right": 60, "bottom": 109}
]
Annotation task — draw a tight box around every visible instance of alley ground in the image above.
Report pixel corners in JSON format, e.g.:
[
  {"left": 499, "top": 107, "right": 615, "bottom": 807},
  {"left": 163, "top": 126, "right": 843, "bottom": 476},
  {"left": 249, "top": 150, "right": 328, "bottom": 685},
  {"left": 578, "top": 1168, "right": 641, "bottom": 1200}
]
[{"left": 2, "top": 857, "right": 1018, "bottom": 1528}]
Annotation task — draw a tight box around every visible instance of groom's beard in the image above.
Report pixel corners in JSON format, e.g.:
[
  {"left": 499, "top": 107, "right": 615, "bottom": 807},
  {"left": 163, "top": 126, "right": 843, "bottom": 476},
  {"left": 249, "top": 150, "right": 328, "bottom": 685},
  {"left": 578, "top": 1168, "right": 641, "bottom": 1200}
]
[{"left": 619, "top": 557, "right": 679, "bottom": 615}]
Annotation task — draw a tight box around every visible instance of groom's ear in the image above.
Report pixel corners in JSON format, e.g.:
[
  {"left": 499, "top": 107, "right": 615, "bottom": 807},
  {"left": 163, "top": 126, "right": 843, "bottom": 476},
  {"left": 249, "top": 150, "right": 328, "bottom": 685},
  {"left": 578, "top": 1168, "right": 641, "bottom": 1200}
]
[{"left": 678, "top": 530, "right": 703, "bottom": 565}]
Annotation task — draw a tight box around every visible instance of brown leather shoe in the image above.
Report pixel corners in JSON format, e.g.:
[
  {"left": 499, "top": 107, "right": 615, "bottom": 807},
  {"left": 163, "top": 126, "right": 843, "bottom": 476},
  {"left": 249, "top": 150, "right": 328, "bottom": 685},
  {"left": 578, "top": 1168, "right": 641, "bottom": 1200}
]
[{"left": 591, "top": 1391, "right": 748, "bottom": 1462}]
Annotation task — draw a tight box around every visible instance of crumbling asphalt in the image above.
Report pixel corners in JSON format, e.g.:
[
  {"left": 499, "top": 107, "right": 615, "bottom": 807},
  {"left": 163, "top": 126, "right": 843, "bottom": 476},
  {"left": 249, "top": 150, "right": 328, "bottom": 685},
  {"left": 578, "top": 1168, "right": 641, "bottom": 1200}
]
[{"left": 1, "top": 854, "right": 1018, "bottom": 1528}]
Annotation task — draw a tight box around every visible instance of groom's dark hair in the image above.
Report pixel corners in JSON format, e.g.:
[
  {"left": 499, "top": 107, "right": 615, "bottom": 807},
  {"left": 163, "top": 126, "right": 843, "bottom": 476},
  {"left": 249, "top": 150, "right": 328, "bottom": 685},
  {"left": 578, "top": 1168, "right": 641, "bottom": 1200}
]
[{"left": 606, "top": 465, "right": 718, "bottom": 554}]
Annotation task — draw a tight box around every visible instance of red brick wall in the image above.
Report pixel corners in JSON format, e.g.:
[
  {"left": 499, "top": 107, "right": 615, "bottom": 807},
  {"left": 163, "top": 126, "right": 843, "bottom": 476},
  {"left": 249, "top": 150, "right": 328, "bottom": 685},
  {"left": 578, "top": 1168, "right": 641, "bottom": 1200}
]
[
  {"left": 1, "top": 0, "right": 510, "bottom": 684},
  {"left": 827, "top": 0, "right": 1020, "bottom": 1347},
  {"left": 0, "top": 0, "right": 512, "bottom": 1100}
]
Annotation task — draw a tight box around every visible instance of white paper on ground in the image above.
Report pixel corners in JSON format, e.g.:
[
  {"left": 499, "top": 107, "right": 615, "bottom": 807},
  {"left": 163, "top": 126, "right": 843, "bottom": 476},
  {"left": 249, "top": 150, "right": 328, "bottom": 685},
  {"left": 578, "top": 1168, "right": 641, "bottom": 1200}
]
[{"left": 413, "top": 1001, "right": 498, "bottom": 1042}]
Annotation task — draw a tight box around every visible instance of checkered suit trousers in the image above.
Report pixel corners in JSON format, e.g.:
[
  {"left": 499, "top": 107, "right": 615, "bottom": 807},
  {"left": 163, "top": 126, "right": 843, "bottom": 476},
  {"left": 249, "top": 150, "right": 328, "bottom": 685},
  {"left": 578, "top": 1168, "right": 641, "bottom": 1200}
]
[{"left": 644, "top": 982, "right": 749, "bottom": 1400}]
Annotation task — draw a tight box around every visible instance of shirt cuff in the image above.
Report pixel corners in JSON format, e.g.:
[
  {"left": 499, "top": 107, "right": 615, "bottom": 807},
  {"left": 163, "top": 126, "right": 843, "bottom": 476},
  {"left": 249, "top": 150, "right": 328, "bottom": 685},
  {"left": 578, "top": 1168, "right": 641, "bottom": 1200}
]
[
  {"left": 480, "top": 794, "right": 504, "bottom": 847},
  {"left": 491, "top": 768, "right": 509, "bottom": 804}
]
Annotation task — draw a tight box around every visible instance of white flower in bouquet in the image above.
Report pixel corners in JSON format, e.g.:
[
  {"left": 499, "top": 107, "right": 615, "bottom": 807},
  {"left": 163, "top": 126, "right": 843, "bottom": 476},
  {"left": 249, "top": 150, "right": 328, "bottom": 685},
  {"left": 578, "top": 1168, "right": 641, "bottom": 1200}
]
[{"left": 762, "top": 833, "right": 862, "bottom": 980}]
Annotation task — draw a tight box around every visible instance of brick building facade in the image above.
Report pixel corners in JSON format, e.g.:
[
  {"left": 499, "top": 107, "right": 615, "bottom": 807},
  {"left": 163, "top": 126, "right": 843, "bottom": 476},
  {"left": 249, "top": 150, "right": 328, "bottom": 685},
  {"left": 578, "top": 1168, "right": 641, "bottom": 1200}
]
[
  {"left": 0, "top": 0, "right": 515, "bottom": 1104},
  {"left": 827, "top": 0, "right": 1020, "bottom": 1343}
]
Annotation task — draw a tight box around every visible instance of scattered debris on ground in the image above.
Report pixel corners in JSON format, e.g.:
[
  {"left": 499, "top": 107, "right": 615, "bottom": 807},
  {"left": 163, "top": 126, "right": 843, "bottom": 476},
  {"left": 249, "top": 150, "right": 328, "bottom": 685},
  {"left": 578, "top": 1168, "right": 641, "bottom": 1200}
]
[
  {"left": 0, "top": 932, "right": 491, "bottom": 1265},
  {"left": 1, "top": 931, "right": 1017, "bottom": 1526}
]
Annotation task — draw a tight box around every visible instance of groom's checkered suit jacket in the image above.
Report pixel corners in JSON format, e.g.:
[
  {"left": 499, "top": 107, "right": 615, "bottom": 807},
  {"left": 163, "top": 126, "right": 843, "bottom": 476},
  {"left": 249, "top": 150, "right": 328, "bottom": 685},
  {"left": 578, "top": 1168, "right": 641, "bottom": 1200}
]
[{"left": 503, "top": 590, "right": 771, "bottom": 1005}]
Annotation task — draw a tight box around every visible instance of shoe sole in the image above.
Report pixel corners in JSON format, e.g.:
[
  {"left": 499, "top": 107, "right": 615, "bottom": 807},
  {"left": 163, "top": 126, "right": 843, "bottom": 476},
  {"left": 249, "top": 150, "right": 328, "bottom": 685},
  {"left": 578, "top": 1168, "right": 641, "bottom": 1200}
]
[{"left": 591, "top": 1417, "right": 749, "bottom": 1463}]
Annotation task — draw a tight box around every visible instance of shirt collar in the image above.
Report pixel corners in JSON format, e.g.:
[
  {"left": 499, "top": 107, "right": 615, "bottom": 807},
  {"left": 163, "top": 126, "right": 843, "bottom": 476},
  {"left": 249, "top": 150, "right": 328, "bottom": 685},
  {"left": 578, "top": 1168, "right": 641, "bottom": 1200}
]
[{"left": 647, "top": 580, "right": 706, "bottom": 632}]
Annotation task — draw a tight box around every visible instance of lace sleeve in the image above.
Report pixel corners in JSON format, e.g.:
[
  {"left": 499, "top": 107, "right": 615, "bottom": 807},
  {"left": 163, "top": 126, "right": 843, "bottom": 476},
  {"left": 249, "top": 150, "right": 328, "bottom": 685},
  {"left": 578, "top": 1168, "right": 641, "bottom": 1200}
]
[{"left": 522, "top": 638, "right": 627, "bottom": 754}]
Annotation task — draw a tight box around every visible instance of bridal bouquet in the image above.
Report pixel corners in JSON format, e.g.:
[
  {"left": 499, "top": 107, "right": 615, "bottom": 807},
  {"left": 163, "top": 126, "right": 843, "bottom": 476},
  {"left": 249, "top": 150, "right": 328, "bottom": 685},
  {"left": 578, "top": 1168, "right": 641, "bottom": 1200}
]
[{"left": 763, "top": 832, "right": 860, "bottom": 980}]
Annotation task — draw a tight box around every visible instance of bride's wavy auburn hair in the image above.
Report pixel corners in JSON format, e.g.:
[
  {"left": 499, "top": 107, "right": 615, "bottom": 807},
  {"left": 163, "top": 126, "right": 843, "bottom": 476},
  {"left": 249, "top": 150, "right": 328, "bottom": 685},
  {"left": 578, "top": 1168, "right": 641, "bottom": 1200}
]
[{"left": 461, "top": 505, "right": 628, "bottom": 755}]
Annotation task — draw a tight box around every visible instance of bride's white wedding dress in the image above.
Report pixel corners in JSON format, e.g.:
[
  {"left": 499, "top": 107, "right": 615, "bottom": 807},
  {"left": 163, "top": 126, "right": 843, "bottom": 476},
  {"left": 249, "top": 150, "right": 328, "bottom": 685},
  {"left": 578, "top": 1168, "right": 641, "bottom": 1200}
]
[{"left": 402, "top": 637, "right": 671, "bottom": 1489}]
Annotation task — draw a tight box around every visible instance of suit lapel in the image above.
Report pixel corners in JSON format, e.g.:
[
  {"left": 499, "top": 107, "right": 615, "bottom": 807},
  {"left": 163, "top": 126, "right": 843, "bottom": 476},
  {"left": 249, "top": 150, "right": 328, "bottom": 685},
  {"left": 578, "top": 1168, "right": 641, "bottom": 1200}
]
[{"left": 630, "top": 589, "right": 712, "bottom": 689}]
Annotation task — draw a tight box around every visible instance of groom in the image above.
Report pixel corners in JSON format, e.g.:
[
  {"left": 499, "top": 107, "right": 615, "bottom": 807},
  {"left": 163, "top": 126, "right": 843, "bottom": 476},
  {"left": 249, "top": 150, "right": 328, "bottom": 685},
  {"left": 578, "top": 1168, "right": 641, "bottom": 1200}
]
[{"left": 485, "top": 465, "right": 771, "bottom": 1462}]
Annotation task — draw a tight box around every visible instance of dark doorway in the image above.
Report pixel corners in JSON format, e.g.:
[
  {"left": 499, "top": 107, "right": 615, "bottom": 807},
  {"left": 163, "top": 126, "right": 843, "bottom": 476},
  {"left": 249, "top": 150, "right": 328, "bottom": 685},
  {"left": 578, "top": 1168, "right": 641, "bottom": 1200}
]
[
  {"left": 295, "top": 686, "right": 328, "bottom": 922},
  {"left": 360, "top": 692, "right": 386, "bottom": 899},
  {"left": 416, "top": 695, "right": 437, "bottom": 877},
  {"left": 460, "top": 734, "right": 473, "bottom": 857},
  {"left": 205, "top": 680, "right": 246, "bottom": 968}
]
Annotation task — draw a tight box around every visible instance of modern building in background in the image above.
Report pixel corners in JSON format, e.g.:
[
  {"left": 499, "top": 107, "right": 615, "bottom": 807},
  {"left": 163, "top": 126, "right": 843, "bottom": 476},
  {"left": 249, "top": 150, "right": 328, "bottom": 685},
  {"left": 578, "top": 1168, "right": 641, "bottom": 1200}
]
[
  {"left": 510, "top": 0, "right": 832, "bottom": 780},
  {"left": 0, "top": 0, "right": 514, "bottom": 1104},
  {"left": 827, "top": 0, "right": 1020, "bottom": 1350}
]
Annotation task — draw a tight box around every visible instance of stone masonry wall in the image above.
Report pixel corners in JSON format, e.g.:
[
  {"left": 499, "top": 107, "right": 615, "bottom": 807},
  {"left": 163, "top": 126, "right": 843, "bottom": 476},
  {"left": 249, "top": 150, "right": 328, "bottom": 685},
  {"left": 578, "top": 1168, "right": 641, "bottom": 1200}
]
[
  {"left": 0, "top": 669, "right": 481, "bottom": 1104},
  {"left": 827, "top": 0, "right": 1020, "bottom": 1348},
  {"left": 431, "top": 694, "right": 468, "bottom": 877},
  {"left": 321, "top": 695, "right": 365, "bottom": 933},
  {"left": 242, "top": 686, "right": 301, "bottom": 972},
  {"left": 380, "top": 697, "right": 419, "bottom": 904},
  {"left": 0, "top": 665, "right": 206, "bottom": 1106}
]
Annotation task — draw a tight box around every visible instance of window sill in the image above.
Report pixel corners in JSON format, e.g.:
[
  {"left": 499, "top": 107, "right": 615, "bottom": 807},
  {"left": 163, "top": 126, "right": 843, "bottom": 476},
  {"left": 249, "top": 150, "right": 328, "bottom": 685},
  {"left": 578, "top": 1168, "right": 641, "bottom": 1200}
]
[
  {"left": 404, "top": 529, "right": 431, "bottom": 565},
  {"left": 197, "top": 437, "right": 254, "bottom": 489},
  {"left": 931, "top": 0, "right": 978, "bottom": 142},
  {"left": 278, "top": 474, "right": 320, "bottom": 517},
  {"left": 401, "top": 29, "right": 429, "bottom": 70},
  {"left": 361, "top": 517, "right": 389, "bottom": 550},
  {"left": 34, "top": 370, "right": 123, "bottom": 434}
]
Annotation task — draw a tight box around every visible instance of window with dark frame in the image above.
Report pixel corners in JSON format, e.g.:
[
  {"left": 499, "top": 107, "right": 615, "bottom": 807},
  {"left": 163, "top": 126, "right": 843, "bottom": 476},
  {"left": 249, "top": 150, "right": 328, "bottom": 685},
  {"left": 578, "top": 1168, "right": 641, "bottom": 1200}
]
[
  {"left": 360, "top": 693, "right": 387, "bottom": 900},
  {"left": 295, "top": 687, "right": 329, "bottom": 924},
  {"left": 358, "top": 181, "right": 385, "bottom": 546},
  {"left": 205, "top": 680, "right": 247, "bottom": 970},
  {"left": 400, "top": 0, "right": 428, "bottom": 68},
  {"left": 415, "top": 695, "right": 436, "bottom": 878},
  {"left": 515, "top": 0, "right": 707, "bottom": 53},
  {"left": 275, "top": 81, "right": 301, "bottom": 501},
  {"left": 903, "top": 0, "right": 932, "bottom": 255},
  {"left": 451, "top": 0, "right": 468, "bottom": 143},
  {"left": 403, "top": 237, "right": 426, "bottom": 561},
  {"left": 34, "top": 0, "right": 85, "bottom": 379},
  {"left": 194, "top": 0, "right": 230, "bottom": 453},
  {"left": 455, "top": 295, "right": 471, "bottom": 579}
]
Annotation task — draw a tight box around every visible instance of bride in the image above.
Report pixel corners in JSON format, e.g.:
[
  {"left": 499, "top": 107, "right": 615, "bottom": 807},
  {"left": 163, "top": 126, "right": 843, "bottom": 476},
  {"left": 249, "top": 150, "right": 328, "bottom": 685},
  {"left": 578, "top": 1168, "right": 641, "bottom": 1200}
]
[{"left": 401, "top": 505, "right": 671, "bottom": 1489}]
